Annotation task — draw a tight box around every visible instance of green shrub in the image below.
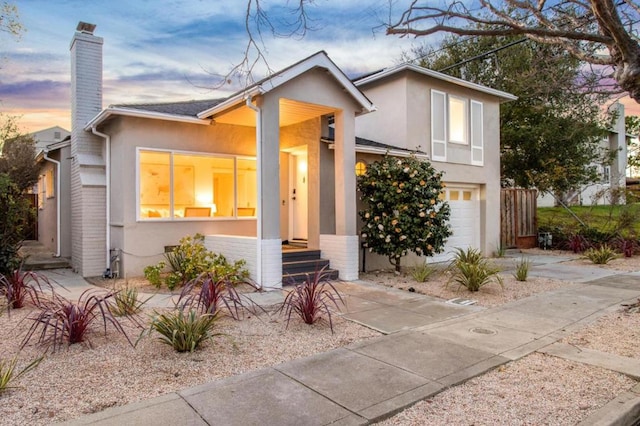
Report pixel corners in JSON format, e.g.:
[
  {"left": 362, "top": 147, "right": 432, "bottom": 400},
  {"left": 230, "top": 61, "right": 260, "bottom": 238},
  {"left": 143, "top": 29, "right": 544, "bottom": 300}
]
[
  {"left": 584, "top": 245, "right": 618, "bottom": 264},
  {"left": 0, "top": 355, "right": 42, "bottom": 394},
  {"left": 149, "top": 310, "right": 219, "bottom": 352},
  {"left": 450, "top": 247, "right": 483, "bottom": 267},
  {"left": 109, "top": 286, "right": 149, "bottom": 317},
  {"left": 513, "top": 258, "right": 531, "bottom": 282},
  {"left": 448, "top": 248, "right": 503, "bottom": 292},
  {"left": 143, "top": 262, "right": 165, "bottom": 288},
  {"left": 494, "top": 243, "right": 506, "bottom": 258},
  {"left": 0, "top": 175, "right": 32, "bottom": 276},
  {"left": 578, "top": 227, "right": 616, "bottom": 247},
  {"left": 164, "top": 272, "right": 183, "bottom": 291},
  {"left": 144, "top": 234, "right": 249, "bottom": 290},
  {"left": 410, "top": 262, "right": 435, "bottom": 282}
]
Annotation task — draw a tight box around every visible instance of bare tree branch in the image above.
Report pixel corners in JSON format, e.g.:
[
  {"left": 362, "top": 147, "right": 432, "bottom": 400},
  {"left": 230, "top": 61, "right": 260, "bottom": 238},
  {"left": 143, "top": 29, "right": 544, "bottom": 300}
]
[{"left": 386, "top": 0, "right": 640, "bottom": 102}]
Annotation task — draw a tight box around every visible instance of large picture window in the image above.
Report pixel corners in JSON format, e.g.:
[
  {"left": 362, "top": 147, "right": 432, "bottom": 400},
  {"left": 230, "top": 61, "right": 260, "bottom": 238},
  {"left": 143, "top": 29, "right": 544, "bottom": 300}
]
[{"left": 138, "top": 149, "right": 257, "bottom": 220}]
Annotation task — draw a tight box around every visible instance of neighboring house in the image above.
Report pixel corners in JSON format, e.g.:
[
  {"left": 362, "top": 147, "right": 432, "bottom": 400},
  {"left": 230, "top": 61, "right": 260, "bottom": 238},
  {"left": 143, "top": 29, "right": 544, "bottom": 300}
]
[
  {"left": 30, "top": 126, "right": 71, "bottom": 153},
  {"left": 35, "top": 136, "right": 72, "bottom": 258},
  {"left": 538, "top": 102, "right": 627, "bottom": 207},
  {"left": 627, "top": 133, "right": 640, "bottom": 178},
  {"left": 54, "top": 22, "right": 514, "bottom": 288}
]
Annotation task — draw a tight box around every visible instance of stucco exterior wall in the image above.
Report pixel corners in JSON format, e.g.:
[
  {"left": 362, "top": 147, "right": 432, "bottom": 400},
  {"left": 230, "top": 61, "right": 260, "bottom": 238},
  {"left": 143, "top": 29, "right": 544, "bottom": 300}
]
[
  {"left": 355, "top": 76, "right": 408, "bottom": 147},
  {"left": 37, "top": 160, "right": 57, "bottom": 254},
  {"left": 355, "top": 71, "right": 505, "bottom": 267},
  {"left": 37, "top": 146, "right": 72, "bottom": 258},
  {"left": 104, "top": 117, "right": 259, "bottom": 277}
]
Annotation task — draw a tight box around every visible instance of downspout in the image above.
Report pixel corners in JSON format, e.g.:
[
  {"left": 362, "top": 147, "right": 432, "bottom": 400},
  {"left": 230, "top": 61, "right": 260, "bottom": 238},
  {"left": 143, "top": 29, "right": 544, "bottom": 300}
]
[
  {"left": 245, "top": 96, "right": 263, "bottom": 288},
  {"left": 90, "top": 126, "right": 112, "bottom": 272},
  {"left": 42, "top": 150, "right": 61, "bottom": 257}
]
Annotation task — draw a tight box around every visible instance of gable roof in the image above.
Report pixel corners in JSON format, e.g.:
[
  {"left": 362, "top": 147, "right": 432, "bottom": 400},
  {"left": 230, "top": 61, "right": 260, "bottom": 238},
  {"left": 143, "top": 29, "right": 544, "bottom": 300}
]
[
  {"left": 115, "top": 99, "right": 225, "bottom": 117},
  {"left": 353, "top": 63, "right": 517, "bottom": 102},
  {"left": 197, "top": 51, "right": 375, "bottom": 119},
  {"left": 85, "top": 51, "right": 375, "bottom": 130}
]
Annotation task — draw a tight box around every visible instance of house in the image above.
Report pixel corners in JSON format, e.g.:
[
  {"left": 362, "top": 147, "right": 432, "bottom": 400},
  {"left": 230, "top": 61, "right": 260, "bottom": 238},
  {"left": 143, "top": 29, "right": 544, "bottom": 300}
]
[
  {"left": 30, "top": 126, "right": 70, "bottom": 153},
  {"left": 55, "top": 22, "right": 514, "bottom": 289},
  {"left": 537, "top": 102, "right": 627, "bottom": 207},
  {"left": 352, "top": 64, "right": 516, "bottom": 267}
]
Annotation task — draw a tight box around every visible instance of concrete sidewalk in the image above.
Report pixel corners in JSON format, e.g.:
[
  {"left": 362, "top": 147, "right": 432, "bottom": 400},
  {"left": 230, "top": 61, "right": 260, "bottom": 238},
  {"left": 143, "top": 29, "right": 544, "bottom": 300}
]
[{"left": 54, "top": 257, "right": 640, "bottom": 426}]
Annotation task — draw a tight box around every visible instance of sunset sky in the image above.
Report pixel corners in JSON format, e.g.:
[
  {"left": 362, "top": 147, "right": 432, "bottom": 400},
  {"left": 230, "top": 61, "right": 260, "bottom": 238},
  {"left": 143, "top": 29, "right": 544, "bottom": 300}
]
[
  {"left": 1, "top": 0, "right": 423, "bottom": 133},
  {"left": 1, "top": 1, "right": 637, "bottom": 134}
]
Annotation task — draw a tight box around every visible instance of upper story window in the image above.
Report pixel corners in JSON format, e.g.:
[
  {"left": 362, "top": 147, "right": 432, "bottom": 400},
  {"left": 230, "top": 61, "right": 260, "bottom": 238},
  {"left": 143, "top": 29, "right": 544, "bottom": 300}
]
[
  {"left": 448, "top": 96, "right": 467, "bottom": 144},
  {"left": 431, "top": 90, "right": 483, "bottom": 166},
  {"left": 138, "top": 149, "right": 257, "bottom": 221}
]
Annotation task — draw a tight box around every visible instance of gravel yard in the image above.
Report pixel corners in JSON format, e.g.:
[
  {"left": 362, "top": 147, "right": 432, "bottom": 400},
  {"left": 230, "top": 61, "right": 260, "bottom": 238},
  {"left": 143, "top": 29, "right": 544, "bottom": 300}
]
[
  {"left": 1, "top": 249, "right": 638, "bottom": 425},
  {"left": 0, "top": 307, "right": 379, "bottom": 425}
]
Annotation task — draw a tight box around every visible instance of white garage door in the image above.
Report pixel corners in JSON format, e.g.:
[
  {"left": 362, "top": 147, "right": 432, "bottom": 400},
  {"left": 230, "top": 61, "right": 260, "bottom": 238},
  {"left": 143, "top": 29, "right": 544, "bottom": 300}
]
[{"left": 429, "top": 185, "right": 480, "bottom": 263}]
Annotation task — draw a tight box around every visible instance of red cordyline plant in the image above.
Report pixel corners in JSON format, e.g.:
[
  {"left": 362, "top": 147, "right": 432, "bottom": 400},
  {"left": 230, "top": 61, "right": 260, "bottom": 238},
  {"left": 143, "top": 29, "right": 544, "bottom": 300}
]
[
  {"left": 279, "top": 267, "right": 344, "bottom": 333},
  {"left": 565, "top": 233, "right": 590, "bottom": 253},
  {"left": 178, "top": 272, "right": 262, "bottom": 319},
  {"left": 21, "top": 289, "right": 135, "bottom": 352},
  {"left": 0, "top": 266, "right": 54, "bottom": 310},
  {"left": 614, "top": 237, "right": 638, "bottom": 258}
]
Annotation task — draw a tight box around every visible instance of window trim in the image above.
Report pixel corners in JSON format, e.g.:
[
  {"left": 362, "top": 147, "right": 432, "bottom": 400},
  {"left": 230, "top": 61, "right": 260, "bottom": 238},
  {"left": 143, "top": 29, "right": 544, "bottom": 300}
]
[
  {"left": 470, "top": 100, "right": 484, "bottom": 166},
  {"left": 136, "top": 147, "right": 257, "bottom": 222},
  {"left": 45, "top": 168, "right": 55, "bottom": 199},
  {"left": 431, "top": 89, "right": 447, "bottom": 162}
]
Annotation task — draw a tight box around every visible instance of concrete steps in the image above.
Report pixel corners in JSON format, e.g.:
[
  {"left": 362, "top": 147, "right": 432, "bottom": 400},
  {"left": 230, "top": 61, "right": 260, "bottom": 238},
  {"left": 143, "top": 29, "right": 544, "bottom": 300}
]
[
  {"left": 282, "top": 249, "right": 339, "bottom": 285},
  {"left": 18, "top": 240, "right": 71, "bottom": 270}
]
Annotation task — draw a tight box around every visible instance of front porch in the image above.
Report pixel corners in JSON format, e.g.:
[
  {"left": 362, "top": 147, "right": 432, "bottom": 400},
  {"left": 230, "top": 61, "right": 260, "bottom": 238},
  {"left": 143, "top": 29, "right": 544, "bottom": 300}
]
[{"left": 204, "top": 234, "right": 352, "bottom": 289}]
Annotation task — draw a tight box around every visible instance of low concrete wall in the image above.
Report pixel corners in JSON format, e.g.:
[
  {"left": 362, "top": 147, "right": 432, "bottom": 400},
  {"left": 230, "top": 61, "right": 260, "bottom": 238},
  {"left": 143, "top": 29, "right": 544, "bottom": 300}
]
[{"left": 204, "top": 235, "right": 282, "bottom": 290}]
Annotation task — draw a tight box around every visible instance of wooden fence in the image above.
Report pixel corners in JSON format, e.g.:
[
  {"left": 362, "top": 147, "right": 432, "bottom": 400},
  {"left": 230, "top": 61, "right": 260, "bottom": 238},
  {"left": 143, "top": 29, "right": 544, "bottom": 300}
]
[{"left": 501, "top": 188, "right": 537, "bottom": 249}]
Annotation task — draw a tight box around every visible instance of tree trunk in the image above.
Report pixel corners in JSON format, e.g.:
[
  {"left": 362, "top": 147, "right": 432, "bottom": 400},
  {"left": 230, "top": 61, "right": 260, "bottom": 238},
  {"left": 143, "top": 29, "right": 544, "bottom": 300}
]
[{"left": 390, "top": 255, "right": 402, "bottom": 273}]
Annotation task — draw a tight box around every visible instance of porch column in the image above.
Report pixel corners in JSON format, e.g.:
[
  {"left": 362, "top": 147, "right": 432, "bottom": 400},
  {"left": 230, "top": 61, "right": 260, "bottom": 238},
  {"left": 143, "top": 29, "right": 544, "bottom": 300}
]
[
  {"left": 256, "top": 95, "right": 282, "bottom": 289},
  {"left": 319, "top": 111, "right": 359, "bottom": 280}
]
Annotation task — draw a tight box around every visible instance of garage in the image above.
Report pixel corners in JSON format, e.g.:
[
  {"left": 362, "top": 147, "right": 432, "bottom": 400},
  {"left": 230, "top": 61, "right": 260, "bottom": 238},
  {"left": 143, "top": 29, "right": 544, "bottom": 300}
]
[{"left": 430, "top": 185, "right": 481, "bottom": 263}]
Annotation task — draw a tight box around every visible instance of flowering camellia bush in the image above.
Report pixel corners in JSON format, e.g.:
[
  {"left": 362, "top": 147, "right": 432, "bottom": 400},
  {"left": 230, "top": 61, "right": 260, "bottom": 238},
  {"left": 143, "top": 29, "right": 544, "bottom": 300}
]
[{"left": 357, "top": 154, "right": 452, "bottom": 272}]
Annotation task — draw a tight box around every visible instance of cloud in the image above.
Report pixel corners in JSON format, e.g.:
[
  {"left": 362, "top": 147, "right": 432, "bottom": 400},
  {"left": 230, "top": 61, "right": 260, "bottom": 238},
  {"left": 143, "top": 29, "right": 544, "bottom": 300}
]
[{"left": 0, "top": 80, "right": 70, "bottom": 109}]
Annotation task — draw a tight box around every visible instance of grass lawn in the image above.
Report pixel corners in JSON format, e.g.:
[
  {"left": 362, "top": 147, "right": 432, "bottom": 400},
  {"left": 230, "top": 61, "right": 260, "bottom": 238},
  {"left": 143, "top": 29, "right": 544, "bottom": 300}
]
[{"left": 538, "top": 203, "right": 640, "bottom": 235}]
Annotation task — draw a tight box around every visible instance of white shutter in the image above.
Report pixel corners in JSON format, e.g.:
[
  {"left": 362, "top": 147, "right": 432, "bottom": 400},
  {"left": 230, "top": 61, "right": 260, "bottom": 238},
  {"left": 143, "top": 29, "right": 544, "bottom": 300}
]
[
  {"left": 470, "top": 100, "right": 483, "bottom": 166},
  {"left": 431, "top": 90, "right": 447, "bottom": 162}
]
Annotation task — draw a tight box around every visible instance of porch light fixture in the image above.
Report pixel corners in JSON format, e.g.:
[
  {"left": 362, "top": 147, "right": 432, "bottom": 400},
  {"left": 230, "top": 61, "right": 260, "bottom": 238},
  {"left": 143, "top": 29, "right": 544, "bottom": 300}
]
[{"left": 355, "top": 161, "right": 367, "bottom": 176}]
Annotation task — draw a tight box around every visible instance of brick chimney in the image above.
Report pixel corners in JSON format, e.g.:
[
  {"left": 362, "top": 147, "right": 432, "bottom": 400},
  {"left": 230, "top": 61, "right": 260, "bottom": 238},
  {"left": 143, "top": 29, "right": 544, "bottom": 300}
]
[{"left": 69, "top": 22, "right": 107, "bottom": 276}]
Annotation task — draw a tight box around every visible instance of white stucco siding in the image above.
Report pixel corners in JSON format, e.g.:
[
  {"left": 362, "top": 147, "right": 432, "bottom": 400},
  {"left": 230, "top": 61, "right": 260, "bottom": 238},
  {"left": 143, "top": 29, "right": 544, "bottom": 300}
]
[
  {"left": 105, "top": 117, "right": 260, "bottom": 277},
  {"left": 355, "top": 76, "right": 409, "bottom": 148}
]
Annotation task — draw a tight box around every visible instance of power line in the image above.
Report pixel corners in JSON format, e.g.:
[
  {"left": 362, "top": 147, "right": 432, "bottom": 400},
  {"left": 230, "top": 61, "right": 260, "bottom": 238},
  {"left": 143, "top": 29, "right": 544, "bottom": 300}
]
[{"left": 437, "top": 38, "right": 528, "bottom": 72}]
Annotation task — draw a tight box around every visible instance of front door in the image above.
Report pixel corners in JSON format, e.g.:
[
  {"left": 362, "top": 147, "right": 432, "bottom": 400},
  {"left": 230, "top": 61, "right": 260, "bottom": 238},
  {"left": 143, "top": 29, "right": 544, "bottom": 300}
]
[{"left": 289, "top": 150, "right": 308, "bottom": 241}]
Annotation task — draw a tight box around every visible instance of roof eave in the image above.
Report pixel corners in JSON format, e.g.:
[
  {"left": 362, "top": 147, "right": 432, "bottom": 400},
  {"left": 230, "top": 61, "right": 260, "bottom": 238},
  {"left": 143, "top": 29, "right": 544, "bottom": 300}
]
[
  {"left": 328, "top": 142, "right": 429, "bottom": 159},
  {"left": 355, "top": 63, "right": 518, "bottom": 103},
  {"left": 84, "top": 106, "right": 212, "bottom": 131},
  {"left": 196, "top": 87, "right": 264, "bottom": 119},
  {"left": 197, "top": 52, "right": 376, "bottom": 119}
]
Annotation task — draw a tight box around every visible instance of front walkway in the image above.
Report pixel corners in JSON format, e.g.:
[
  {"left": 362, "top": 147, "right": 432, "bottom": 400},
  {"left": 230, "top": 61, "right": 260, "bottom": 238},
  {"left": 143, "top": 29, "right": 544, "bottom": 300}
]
[{"left": 49, "top": 253, "right": 640, "bottom": 426}]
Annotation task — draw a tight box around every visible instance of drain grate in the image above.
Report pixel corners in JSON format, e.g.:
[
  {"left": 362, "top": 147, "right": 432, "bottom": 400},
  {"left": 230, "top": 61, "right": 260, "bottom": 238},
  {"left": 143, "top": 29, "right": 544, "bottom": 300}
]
[
  {"left": 447, "top": 297, "right": 477, "bottom": 306},
  {"left": 470, "top": 327, "right": 497, "bottom": 335}
]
